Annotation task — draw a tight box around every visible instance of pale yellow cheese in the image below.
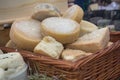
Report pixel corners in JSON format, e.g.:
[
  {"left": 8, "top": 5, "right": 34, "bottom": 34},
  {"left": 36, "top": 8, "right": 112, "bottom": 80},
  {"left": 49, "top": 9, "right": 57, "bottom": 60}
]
[
  {"left": 34, "top": 36, "right": 64, "bottom": 59},
  {"left": 63, "top": 5, "right": 84, "bottom": 23},
  {"left": 10, "top": 18, "right": 42, "bottom": 51},
  {"left": 32, "top": 3, "right": 61, "bottom": 21},
  {"left": 67, "top": 27, "right": 110, "bottom": 53},
  {"left": 41, "top": 17, "right": 80, "bottom": 44},
  {"left": 62, "top": 49, "right": 92, "bottom": 62},
  {"left": 80, "top": 20, "right": 98, "bottom": 36}
]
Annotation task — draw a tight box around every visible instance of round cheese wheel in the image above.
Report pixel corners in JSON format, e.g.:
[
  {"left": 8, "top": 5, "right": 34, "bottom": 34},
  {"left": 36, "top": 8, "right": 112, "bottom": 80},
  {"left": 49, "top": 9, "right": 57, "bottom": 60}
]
[
  {"left": 80, "top": 20, "right": 98, "bottom": 36},
  {"left": 41, "top": 17, "right": 80, "bottom": 44},
  {"left": 32, "top": 3, "right": 61, "bottom": 21},
  {"left": 10, "top": 18, "right": 42, "bottom": 51},
  {"left": 63, "top": 5, "right": 84, "bottom": 23}
]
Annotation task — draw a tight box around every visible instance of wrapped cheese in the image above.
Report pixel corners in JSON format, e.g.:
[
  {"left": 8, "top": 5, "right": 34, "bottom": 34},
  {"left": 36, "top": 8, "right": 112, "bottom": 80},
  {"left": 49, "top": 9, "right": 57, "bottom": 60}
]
[
  {"left": 0, "top": 52, "right": 27, "bottom": 80},
  {"left": 41, "top": 17, "right": 80, "bottom": 44},
  {"left": 63, "top": 5, "right": 84, "bottom": 23},
  {"left": 0, "top": 68, "right": 5, "bottom": 80},
  {"left": 32, "top": 3, "right": 61, "bottom": 21},
  {"left": 10, "top": 18, "right": 42, "bottom": 51},
  {"left": 67, "top": 27, "right": 110, "bottom": 53},
  {"left": 34, "top": 36, "right": 64, "bottom": 59}
]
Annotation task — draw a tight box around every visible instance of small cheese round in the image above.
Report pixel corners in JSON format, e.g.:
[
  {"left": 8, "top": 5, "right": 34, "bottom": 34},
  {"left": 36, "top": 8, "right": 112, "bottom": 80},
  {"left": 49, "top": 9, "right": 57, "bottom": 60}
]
[
  {"left": 80, "top": 20, "right": 98, "bottom": 36},
  {"left": 32, "top": 3, "right": 61, "bottom": 21},
  {"left": 10, "top": 18, "right": 42, "bottom": 51},
  {"left": 63, "top": 5, "right": 84, "bottom": 23},
  {"left": 41, "top": 17, "right": 80, "bottom": 44}
]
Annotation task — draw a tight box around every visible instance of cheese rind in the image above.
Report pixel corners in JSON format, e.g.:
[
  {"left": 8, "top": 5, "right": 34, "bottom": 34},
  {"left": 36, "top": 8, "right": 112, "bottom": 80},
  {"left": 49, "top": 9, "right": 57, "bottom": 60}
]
[
  {"left": 67, "top": 27, "right": 110, "bottom": 53},
  {"left": 80, "top": 20, "right": 98, "bottom": 36},
  {"left": 10, "top": 18, "right": 42, "bottom": 51},
  {"left": 32, "top": 3, "right": 61, "bottom": 21},
  {"left": 34, "top": 36, "right": 64, "bottom": 59},
  {"left": 62, "top": 49, "right": 92, "bottom": 62},
  {"left": 41, "top": 17, "right": 80, "bottom": 44},
  {"left": 63, "top": 5, "right": 84, "bottom": 23}
]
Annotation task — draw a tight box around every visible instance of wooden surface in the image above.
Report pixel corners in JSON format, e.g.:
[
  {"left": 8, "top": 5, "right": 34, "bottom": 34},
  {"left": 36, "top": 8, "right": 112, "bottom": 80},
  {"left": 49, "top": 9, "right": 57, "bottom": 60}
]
[{"left": 0, "top": 27, "right": 10, "bottom": 46}]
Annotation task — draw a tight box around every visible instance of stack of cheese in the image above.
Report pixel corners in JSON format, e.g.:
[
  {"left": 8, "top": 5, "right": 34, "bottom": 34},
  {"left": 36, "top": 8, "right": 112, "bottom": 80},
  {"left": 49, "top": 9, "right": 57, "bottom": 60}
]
[
  {"left": 0, "top": 52, "right": 27, "bottom": 80},
  {"left": 6, "top": 4, "right": 112, "bottom": 62}
]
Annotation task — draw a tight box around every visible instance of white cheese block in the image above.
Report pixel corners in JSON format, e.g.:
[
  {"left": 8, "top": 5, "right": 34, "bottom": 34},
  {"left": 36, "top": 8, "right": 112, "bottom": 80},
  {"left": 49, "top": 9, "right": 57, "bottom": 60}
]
[
  {"left": 0, "top": 68, "right": 5, "bottom": 80},
  {"left": 41, "top": 17, "right": 80, "bottom": 44},
  {"left": 5, "top": 40, "right": 19, "bottom": 49},
  {"left": 0, "top": 49, "right": 3, "bottom": 54},
  {"left": 0, "top": 52, "right": 26, "bottom": 76},
  {"left": 62, "top": 49, "right": 92, "bottom": 62},
  {"left": 32, "top": 3, "right": 61, "bottom": 21},
  {"left": 10, "top": 18, "right": 42, "bottom": 51},
  {"left": 67, "top": 27, "right": 110, "bottom": 53},
  {"left": 34, "top": 36, "right": 64, "bottom": 59},
  {"left": 80, "top": 20, "right": 98, "bottom": 36},
  {"left": 63, "top": 5, "right": 84, "bottom": 23}
]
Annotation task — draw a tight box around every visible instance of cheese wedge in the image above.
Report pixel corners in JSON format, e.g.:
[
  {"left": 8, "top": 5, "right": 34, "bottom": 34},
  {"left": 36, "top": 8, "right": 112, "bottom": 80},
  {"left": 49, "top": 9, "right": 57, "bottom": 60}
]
[
  {"left": 62, "top": 49, "right": 92, "bottom": 62},
  {"left": 63, "top": 5, "right": 84, "bottom": 23},
  {"left": 32, "top": 3, "right": 61, "bottom": 21},
  {"left": 41, "top": 17, "right": 80, "bottom": 44},
  {"left": 0, "top": 52, "right": 26, "bottom": 77},
  {"left": 34, "top": 36, "right": 64, "bottom": 59},
  {"left": 67, "top": 27, "right": 110, "bottom": 53},
  {"left": 80, "top": 20, "right": 98, "bottom": 36},
  {"left": 0, "top": 68, "right": 5, "bottom": 80},
  {"left": 0, "top": 49, "right": 3, "bottom": 54},
  {"left": 107, "top": 42, "right": 113, "bottom": 47},
  {"left": 10, "top": 18, "right": 42, "bottom": 51},
  {"left": 5, "top": 40, "right": 19, "bottom": 49}
]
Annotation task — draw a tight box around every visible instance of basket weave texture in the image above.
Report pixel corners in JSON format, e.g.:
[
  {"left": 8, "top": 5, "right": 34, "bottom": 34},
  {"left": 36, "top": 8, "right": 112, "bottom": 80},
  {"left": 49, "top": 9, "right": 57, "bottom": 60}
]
[
  {"left": 0, "top": 40, "right": 120, "bottom": 80},
  {"left": 110, "top": 31, "right": 120, "bottom": 42}
]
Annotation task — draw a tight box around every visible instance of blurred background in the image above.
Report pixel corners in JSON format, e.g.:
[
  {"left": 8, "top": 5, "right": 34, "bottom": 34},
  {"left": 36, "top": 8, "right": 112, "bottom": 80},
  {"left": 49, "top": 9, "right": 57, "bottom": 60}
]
[{"left": 69, "top": 0, "right": 120, "bottom": 31}]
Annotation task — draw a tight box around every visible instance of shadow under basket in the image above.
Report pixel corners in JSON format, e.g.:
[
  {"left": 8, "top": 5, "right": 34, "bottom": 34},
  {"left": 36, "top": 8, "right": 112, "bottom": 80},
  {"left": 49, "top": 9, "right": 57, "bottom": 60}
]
[{"left": 0, "top": 40, "right": 120, "bottom": 80}]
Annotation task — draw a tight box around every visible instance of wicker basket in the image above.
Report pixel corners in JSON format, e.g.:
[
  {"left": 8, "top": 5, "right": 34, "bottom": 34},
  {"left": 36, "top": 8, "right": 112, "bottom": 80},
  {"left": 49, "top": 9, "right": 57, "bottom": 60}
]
[
  {"left": 0, "top": 40, "right": 120, "bottom": 80},
  {"left": 110, "top": 31, "right": 120, "bottom": 42}
]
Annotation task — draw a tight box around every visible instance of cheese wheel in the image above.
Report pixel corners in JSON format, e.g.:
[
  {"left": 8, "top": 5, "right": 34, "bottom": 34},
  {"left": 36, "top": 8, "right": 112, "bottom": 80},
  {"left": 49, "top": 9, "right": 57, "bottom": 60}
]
[
  {"left": 80, "top": 20, "right": 98, "bottom": 36},
  {"left": 0, "top": 68, "right": 5, "bottom": 80},
  {"left": 34, "top": 36, "right": 64, "bottom": 59},
  {"left": 32, "top": 3, "right": 61, "bottom": 21},
  {"left": 10, "top": 18, "right": 42, "bottom": 51},
  {"left": 63, "top": 5, "right": 84, "bottom": 23},
  {"left": 67, "top": 27, "right": 110, "bottom": 53},
  {"left": 41, "top": 17, "right": 80, "bottom": 44},
  {"left": 0, "top": 52, "right": 26, "bottom": 76}
]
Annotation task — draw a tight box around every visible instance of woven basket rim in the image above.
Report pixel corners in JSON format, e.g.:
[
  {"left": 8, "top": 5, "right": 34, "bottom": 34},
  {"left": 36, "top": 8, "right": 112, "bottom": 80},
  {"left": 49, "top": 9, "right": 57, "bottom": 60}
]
[{"left": 0, "top": 40, "right": 120, "bottom": 71}]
